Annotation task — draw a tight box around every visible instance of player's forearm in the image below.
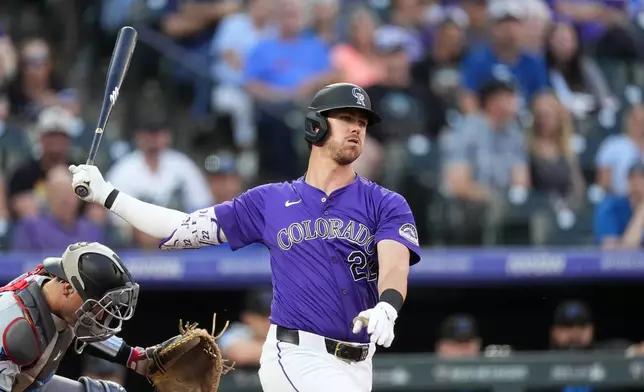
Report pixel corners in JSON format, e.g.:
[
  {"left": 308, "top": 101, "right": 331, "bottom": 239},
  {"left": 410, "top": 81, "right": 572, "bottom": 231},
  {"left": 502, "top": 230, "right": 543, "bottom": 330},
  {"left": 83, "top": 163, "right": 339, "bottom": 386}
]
[
  {"left": 87, "top": 336, "right": 135, "bottom": 367},
  {"left": 376, "top": 240, "right": 411, "bottom": 313},
  {"left": 378, "top": 260, "right": 408, "bottom": 302},
  {"left": 109, "top": 191, "right": 188, "bottom": 239}
]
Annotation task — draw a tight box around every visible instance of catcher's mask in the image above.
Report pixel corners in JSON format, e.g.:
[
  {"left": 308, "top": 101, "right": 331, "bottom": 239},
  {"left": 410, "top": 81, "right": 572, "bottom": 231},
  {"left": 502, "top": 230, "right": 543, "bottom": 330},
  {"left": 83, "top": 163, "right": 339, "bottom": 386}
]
[
  {"left": 43, "top": 242, "right": 139, "bottom": 353},
  {"left": 304, "top": 83, "right": 382, "bottom": 145}
]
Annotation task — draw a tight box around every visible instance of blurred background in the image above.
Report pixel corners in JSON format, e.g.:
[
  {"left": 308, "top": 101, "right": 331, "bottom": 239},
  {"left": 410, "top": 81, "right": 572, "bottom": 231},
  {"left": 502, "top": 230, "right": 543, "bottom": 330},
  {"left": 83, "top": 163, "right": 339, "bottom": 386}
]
[{"left": 2, "top": 0, "right": 644, "bottom": 390}]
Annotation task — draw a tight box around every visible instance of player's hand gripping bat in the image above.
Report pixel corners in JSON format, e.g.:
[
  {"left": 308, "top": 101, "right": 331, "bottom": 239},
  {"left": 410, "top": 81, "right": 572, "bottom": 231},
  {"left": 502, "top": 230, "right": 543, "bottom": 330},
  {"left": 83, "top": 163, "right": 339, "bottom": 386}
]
[{"left": 74, "top": 26, "right": 137, "bottom": 198}]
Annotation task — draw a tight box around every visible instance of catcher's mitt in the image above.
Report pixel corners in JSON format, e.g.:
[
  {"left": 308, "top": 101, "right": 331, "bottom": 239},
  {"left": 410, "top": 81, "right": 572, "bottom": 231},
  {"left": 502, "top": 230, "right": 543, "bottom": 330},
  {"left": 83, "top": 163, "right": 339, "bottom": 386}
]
[{"left": 147, "top": 314, "right": 234, "bottom": 392}]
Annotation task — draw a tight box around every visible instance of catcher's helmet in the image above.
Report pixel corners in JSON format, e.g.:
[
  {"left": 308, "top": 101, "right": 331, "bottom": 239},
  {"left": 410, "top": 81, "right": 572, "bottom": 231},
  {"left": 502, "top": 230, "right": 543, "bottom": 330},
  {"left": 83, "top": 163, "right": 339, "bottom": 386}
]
[
  {"left": 304, "top": 83, "right": 382, "bottom": 144},
  {"left": 43, "top": 242, "right": 139, "bottom": 351}
]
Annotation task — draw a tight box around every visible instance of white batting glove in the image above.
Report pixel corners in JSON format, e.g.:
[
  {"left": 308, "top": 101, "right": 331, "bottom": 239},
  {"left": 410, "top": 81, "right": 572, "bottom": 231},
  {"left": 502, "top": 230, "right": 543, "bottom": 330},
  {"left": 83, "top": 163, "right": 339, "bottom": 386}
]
[
  {"left": 69, "top": 164, "right": 115, "bottom": 205},
  {"left": 352, "top": 302, "right": 398, "bottom": 347}
]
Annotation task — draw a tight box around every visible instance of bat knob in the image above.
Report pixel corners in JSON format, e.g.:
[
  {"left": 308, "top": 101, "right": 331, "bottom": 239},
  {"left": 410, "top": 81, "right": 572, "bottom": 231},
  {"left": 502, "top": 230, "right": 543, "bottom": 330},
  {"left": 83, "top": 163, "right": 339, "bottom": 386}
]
[{"left": 74, "top": 183, "right": 90, "bottom": 198}]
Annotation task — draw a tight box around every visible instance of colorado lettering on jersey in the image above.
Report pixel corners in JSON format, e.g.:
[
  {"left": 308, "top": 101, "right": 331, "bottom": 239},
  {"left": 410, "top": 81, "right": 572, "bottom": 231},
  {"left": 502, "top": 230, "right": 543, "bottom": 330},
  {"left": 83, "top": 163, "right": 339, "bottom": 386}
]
[
  {"left": 276, "top": 217, "right": 378, "bottom": 283},
  {"left": 276, "top": 218, "right": 376, "bottom": 255}
]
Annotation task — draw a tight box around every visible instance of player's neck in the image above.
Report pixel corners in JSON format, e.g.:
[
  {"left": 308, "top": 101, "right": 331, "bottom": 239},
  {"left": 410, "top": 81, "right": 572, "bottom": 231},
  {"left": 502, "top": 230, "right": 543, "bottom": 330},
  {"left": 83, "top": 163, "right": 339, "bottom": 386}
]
[
  {"left": 41, "top": 280, "right": 62, "bottom": 318},
  {"left": 305, "top": 155, "right": 356, "bottom": 195}
]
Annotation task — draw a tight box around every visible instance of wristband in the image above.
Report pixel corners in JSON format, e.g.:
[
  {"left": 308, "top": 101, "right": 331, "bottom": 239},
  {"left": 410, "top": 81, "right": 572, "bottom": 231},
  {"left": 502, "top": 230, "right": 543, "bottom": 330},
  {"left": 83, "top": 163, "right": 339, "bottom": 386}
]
[
  {"left": 115, "top": 341, "right": 133, "bottom": 366},
  {"left": 380, "top": 289, "right": 404, "bottom": 313},
  {"left": 104, "top": 189, "right": 120, "bottom": 210}
]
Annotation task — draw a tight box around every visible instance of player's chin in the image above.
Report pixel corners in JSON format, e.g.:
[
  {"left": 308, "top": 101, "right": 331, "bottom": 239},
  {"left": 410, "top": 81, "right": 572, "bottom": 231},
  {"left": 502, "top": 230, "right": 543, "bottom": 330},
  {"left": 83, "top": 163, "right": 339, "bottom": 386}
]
[{"left": 336, "top": 149, "right": 361, "bottom": 165}]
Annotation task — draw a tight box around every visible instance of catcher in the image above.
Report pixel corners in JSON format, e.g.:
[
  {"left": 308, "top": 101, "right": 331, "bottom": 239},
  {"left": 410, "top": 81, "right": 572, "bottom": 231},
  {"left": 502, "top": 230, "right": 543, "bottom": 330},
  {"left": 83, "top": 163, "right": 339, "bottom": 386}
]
[{"left": 0, "top": 241, "right": 230, "bottom": 392}]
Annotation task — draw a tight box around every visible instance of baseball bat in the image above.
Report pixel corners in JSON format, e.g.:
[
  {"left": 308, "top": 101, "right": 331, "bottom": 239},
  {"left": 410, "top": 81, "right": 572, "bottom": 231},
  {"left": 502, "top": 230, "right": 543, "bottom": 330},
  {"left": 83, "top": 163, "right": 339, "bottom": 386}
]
[{"left": 74, "top": 26, "right": 138, "bottom": 198}]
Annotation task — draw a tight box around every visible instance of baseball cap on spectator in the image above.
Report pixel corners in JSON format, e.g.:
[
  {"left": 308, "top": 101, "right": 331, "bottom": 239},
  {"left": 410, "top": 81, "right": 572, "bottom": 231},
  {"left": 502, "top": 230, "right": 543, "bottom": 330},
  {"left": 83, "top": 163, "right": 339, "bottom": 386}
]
[
  {"left": 628, "top": 161, "right": 644, "bottom": 178},
  {"left": 374, "top": 26, "right": 408, "bottom": 54},
  {"left": 36, "top": 106, "right": 75, "bottom": 137},
  {"left": 434, "top": 7, "right": 469, "bottom": 29},
  {"left": 244, "top": 288, "right": 272, "bottom": 316},
  {"left": 478, "top": 76, "right": 517, "bottom": 106},
  {"left": 553, "top": 300, "right": 593, "bottom": 326},
  {"left": 204, "top": 151, "right": 238, "bottom": 175},
  {"left": 439, "top": 314, "right": 480, "bottom": 342},
  {"left": 488, "top": 1, "right": 525, "bottom": 22}
]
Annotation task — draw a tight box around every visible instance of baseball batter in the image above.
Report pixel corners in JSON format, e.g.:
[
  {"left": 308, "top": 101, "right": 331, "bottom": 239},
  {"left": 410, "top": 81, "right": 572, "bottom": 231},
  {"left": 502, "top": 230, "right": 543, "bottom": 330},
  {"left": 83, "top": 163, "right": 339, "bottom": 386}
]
[
  {"left": 69, "top": 82, "right": 421, "bottom": 392},
  {"left": 0, "top": 241, "right": 164, "bottom": 392}
]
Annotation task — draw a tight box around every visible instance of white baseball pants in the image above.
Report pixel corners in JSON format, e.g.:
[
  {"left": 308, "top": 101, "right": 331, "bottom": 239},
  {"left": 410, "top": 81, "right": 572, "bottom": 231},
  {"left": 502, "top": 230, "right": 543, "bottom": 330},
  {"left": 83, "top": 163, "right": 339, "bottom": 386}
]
[{"left": 258, "top": 325, "right": 375, "bottom": 392}]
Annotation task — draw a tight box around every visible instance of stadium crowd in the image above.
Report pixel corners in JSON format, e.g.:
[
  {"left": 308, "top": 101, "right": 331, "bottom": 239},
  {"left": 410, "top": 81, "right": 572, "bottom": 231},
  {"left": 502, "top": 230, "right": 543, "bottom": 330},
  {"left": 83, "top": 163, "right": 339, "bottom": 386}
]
[{"left": 0, "top": 0, "right": 642, "bottom": 252}]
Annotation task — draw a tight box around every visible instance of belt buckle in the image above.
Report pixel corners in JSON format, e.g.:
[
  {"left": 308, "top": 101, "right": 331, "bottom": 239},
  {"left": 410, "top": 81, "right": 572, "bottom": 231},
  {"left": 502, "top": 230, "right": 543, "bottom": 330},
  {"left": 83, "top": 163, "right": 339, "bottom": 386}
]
[{"left": 333, "top": 342, "right": 345, "bottom": 359}]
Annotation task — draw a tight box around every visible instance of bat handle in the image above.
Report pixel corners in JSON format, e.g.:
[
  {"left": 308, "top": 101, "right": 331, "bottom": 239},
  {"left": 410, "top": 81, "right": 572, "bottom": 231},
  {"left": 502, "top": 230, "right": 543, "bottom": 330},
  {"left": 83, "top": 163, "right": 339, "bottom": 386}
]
[
  {"left": 74, "top": 183, "right": 90, "bottom": 198},
  {"left": 73, "top": 158, "right": 95, "bottom": 198}
]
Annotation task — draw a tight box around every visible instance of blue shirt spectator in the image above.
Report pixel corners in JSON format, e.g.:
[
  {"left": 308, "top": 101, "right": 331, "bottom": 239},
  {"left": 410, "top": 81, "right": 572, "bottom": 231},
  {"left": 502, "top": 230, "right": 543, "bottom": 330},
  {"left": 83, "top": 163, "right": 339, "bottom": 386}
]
[
  {"left": 594, "top": 195, "right": 633, "bottom": 243},
  {"left": 244, "top": 36, "right": 331, "bottom": 92},
  {"left": 594, "top": 161, "right": 644, "bottom": 248},
  {"left": 211, "top": 9, "right": 277, "bottom": 87},
  {"left": 459, "top": 1, "right": 549, "bottom": 113},
  {"left": 595, "top": 105, "right": 644, "bottom": 196},
  {"left": 461, "top": 45, "right": 549, "bottom": 108}
]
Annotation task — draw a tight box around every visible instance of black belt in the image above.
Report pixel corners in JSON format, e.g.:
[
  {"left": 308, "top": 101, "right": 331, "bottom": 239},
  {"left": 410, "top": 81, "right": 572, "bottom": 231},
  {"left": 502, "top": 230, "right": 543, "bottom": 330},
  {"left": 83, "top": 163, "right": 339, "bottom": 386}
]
[{"left": 275, "top": 325, "right": 369, "bottom": 362}]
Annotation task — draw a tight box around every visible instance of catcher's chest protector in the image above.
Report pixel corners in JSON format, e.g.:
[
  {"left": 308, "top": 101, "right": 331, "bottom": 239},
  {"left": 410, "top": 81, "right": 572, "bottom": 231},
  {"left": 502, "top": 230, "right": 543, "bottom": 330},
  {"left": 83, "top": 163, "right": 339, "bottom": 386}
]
[{"left": 0, "top": 277, "right": 74, "bottom": 392}]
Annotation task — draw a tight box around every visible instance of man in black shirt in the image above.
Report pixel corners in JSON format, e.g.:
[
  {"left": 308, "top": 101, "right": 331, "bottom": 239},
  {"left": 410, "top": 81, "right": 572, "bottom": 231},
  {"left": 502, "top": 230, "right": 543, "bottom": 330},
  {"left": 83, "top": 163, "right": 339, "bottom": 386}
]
[{"left": 7, "top": 106, "right": 79, "bottom": 219}]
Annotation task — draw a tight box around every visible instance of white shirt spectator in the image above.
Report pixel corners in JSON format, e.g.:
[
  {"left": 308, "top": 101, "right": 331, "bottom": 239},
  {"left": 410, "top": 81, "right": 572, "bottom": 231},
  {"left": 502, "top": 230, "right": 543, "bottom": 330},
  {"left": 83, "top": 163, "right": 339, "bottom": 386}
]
[
  {"left": 595, "top": 134, "right": 643, "bottom": 196},
  {"left": 106, "top": 149, "right": 213, "bottom": 213}
]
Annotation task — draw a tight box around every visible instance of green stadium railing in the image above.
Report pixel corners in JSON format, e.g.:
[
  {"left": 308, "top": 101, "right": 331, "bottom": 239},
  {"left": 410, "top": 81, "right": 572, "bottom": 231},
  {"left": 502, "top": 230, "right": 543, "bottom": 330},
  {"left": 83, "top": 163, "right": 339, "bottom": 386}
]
[{"left": 218, "top": 351, "right": 644, "bottom": 391}]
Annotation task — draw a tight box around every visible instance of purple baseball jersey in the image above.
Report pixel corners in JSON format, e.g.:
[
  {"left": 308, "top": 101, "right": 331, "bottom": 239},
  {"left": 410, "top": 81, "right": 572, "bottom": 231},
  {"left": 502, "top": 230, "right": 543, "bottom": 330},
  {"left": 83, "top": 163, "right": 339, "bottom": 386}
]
[{"left": 214, "top": 175, "right": 421, "bottom": 343}]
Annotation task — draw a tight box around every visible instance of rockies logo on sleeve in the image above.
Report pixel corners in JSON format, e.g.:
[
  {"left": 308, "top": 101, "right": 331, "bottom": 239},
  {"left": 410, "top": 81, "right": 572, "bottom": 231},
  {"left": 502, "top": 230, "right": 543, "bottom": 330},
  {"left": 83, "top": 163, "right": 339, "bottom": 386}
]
[{"left": 399, "top": 223, "right": 419, "bottom": 246}]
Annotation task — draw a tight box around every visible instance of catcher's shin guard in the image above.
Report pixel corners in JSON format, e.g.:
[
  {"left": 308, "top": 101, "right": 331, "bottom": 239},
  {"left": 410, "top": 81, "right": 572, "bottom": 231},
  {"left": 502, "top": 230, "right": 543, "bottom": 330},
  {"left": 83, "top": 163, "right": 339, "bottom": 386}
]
[{"left": 78, "top": 377, "right": 127, "bottom": 392}]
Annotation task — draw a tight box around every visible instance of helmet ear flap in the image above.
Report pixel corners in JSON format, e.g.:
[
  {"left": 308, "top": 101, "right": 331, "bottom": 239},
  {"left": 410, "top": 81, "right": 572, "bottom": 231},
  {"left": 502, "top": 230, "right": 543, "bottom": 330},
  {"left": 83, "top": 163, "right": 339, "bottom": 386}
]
[{"left": 304, "top": 110, "right": 329, "bottom": 144}]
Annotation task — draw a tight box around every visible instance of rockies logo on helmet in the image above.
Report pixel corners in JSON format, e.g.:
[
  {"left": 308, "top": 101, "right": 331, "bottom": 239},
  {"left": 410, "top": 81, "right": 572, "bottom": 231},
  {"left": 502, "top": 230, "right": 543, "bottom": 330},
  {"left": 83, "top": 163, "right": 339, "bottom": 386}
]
[{"left": 352, "top": 87, "right": 366, "bottom": 107}]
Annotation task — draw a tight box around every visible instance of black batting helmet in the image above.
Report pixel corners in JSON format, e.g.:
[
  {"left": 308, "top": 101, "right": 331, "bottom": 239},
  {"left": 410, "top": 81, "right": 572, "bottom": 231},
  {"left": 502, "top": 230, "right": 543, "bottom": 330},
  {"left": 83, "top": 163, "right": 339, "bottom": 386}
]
[{"left": 304, "top": 83, "right": 382, "bottom": 144}]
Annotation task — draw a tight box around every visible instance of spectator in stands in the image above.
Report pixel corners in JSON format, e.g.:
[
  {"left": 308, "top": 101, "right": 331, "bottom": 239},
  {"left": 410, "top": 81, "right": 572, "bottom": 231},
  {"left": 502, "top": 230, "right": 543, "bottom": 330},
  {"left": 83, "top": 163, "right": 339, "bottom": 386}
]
[
  {"left": 435, "top": 314, "right": 481, "bottom": 357},
  {"left": 330, "top": 6, "right": 386, "bottom": 89},
  {"left": 459, "top": 0, "right": 489, "bottom": 49},
  {"left": 555, "top": 0, "right": 641, "bottom": 59},
  {"left": 307, "top": 0, "right": 341, "bottom": 44},
  {"left": 204, "top": 151, "right": 243, "bottom": 203},
  {"left": 156, "top": 0, "right": 239, "bottom": 115},
  {"left": 545, "top": 21, "right": 615, "bottom": 119},
  {"left": 7, "top": 37, "right": 79, "bottom": 121},
  {"left": 459, "top": 1, "right": 549, "bottom": 114},
  {"left": 595, "top": 104, "right": 644, "bottom": 196},
  {"left": 359, "top": 33, "right": 446, "bottom": 189},
  {"left": 528, "top": 92, "right": 585, "bottom": 200},
  {"left": 218, "top": 288, "right": 272, "bottom": 367},
  {"left": 0, "top": 91, "right": 30, "bottom": 212},
  {"left": 106, "top": 117, "right": 212, "bottom": 246},
  {"left": 412, "top": 11, "right": 466, "bottom": 110},
  {"left": 0, "top": 29, "right": 17, "bottom": 88},
  {"left": 374, "top": 0, "right": 428, "bottom": 63},
  {"left": 594, "top": 161, "right": 644, "bottom": 248},
  {"left": 522, "top": 0, "right": 553, "bottom": 54},
  {"left": 244, "top": 0, "right": 336, "bottom": 180},
  {"left": 211, "top": 0, "right": 277, "bottom": 152},
  {"left": 11, "top": 165, "right": 105, "bottom": 252},
  {"left": 444, "top": 78, "right": 529, "bottom": 244},
  {"left": 550, "top": 300, "right": 594, "bottom": 350},
  {"left": 7, "top": 106, "right": 78, "bottom": 220},
  {"left": 80, "top": 355, "right": 126, "bottom": 386}
]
